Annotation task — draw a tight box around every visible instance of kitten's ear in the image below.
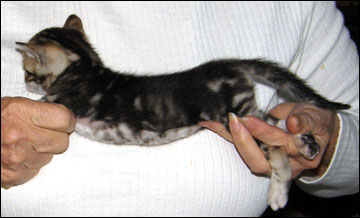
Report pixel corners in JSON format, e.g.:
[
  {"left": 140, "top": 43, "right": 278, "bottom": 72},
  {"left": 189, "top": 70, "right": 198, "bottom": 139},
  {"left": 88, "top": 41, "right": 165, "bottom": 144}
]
[
  {"left": 64, "top": 14, "right": 84, "bottom": 33},
  {"left": 15, "top": 42, "right": 46, "bottom": 65}
]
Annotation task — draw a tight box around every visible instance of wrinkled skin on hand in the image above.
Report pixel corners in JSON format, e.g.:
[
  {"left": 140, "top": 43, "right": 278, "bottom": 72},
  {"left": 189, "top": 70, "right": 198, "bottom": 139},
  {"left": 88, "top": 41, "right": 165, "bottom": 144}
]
[{"left": 1, "top": 97, "right": 75, "bottom": 189}]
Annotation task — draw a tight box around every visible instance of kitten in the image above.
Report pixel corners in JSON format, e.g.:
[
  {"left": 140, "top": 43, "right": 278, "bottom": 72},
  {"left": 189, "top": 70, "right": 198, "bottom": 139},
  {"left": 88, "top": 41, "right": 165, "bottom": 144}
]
[{"left": 15, "top": 15, "right": 350, "bottom": 211}]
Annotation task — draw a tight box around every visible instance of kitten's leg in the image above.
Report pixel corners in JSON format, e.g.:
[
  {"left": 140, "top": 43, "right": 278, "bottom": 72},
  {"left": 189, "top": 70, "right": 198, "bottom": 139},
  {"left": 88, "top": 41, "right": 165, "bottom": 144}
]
[
  {"left": 230, "top": 111, "right": 292, "bottom": 210},
  {"left": 261, "top": 114, "right": 292, "bottom": 210},
  {"left": 261, "top": 144, "right": 291, "bottom": 211},
  {"left": 262, "top": 115, "right": 320, "bottom": 210}
]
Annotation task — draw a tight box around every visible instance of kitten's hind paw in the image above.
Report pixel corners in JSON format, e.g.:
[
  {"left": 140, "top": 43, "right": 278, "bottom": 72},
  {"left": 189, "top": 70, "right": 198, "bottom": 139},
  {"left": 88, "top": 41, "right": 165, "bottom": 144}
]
[{"left": 296, "top": 134, "right": 320, "bottom": 160}]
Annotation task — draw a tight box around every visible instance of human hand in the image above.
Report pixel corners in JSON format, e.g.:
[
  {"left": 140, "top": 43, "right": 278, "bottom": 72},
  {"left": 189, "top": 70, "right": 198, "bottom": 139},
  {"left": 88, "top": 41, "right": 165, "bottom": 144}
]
[
  {"left": 199, "top": 103, "right": 340, "bottom": 178},
  {"left": 1, "top": 97, "right": 75, "bottom": 189}
]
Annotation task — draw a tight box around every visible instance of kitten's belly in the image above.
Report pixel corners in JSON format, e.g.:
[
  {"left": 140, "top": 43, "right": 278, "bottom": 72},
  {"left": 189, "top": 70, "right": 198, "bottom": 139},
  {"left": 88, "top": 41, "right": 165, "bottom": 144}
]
[{"left": 75, "top": 117, "right": 202, "bottom": 145}]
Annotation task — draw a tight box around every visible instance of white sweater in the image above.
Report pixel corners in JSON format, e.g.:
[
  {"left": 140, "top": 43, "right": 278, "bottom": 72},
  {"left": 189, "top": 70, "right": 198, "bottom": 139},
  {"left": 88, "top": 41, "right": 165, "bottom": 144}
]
[{"left": 1, "top": 1, "right": 358, "bottom": 216}]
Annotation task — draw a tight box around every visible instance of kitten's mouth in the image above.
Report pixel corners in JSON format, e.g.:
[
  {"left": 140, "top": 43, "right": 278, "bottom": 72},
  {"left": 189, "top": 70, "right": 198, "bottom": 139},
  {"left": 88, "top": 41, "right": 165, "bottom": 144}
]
[{"left": 26, "top": 81, "right": 47, "bottom": 95}]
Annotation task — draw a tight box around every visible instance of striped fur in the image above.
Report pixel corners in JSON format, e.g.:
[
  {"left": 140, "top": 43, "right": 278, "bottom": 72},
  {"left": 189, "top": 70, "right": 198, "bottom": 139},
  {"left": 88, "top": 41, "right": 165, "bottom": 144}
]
[{"left": 15, "top": 14, "right": 350, "bottom": 210}]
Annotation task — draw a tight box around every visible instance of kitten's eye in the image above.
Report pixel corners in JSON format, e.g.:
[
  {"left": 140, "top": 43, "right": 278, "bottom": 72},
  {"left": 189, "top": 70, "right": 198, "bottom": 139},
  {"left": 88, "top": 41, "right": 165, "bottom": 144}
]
[
  {"left": 26, "top": 70, "right": 46, "bottom": 83},
  {"left": 26, "top": 70, "right": 36, "bottom": 77}
]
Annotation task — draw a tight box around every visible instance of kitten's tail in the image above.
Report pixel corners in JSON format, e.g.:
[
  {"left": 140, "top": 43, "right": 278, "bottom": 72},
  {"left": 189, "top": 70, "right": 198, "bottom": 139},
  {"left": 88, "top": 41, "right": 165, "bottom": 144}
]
[{"left": 233, "top": 59, "right": 351, "bottom": 110}]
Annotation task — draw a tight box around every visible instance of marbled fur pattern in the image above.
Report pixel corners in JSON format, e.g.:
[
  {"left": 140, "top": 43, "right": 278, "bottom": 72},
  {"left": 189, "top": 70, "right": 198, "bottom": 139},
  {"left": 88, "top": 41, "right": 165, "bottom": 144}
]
[{"left": 15, "top": 14, "right": 350, "bottom": 210}]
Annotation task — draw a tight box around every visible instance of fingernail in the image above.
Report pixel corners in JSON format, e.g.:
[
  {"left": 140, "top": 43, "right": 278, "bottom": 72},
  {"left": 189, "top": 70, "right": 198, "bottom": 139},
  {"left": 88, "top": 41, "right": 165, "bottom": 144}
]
[
  {"left": 240, "top": 116, "right": 254, "bottom": 129},
  {"left": 228, "top": 113, "right": 240, "bottom": 132},
  {"left": 228, "top": 112, "right": 237, "bottom": 121},
  {"left": 239, "top": 116, "right": 248, "bottom": 122}
]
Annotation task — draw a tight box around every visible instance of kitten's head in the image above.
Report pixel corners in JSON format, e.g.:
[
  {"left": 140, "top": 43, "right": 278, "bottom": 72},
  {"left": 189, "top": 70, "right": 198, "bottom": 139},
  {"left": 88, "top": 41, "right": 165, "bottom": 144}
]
[{"left": 16, "top": 15, "right": 91, "bottom": 94}]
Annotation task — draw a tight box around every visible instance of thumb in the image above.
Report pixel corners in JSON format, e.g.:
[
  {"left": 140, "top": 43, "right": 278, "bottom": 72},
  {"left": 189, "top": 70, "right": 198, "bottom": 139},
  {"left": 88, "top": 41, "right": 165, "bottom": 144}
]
[{"left": 287, "top": 112, "right": 320, "bottom": 135}]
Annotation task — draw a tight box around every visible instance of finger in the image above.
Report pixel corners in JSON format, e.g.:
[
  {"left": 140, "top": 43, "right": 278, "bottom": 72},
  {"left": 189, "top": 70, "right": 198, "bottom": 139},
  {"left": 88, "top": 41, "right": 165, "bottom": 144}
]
[
  {"left": 228, "top": 113, "right": 271, "bottom": 174},
  {"left": 22, "top": 153, "right": 53, "bottom": 169},
  {"left": 1, "top": 151, "right": 53, "bottom": 170},
  {"left": 1, "top": 122, "right": 24, "bottom": 145},
  {"left": 240, "top": 116, "right": 291, "bottom": 147},
  {"left": 1, "top": 167, "right": 40, "bottom": 189},
  {"left": 1, "top": 142, "right": 27, "bottom": 170},
  {"left": 268, "top": 102, "right": 297, "bottom": 120},
  {"left": 287, "top": 110, "right": 323, "bottom": 135},
  {"left": 1, "top": 138, "right": 55, "bottom": 169},
  {"left": 199, "top": 121, "right": 233, "bottom": 142},
  {"left": 24, "top": 127, "right": 70, "bottom": 154},
  {"left": 240, "top": 116, "right": 299, "bottom": 156},
  {"left": 271, "top": 103, "right": 328, "bottom": 135},
  {"left": 28, "top": 100, "right": 76, "bottom": 133}
]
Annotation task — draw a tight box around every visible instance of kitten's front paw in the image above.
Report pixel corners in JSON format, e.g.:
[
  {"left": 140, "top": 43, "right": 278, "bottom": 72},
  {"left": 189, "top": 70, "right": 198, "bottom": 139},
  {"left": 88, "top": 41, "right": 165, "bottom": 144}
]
[
  {"left": 297, "top": 134, "right": 320, "bottom": 160},
  {"left": 268, "top": 181, "right": 288, "bottom": 211}
]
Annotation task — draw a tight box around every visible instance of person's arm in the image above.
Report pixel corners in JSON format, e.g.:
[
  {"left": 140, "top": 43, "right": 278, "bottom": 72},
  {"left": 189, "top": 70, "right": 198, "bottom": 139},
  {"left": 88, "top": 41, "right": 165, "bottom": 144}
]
[
  {"left": 288, "top": 2, "right": 359, "bottom": 197},
  {"left": 201, "top": 1, "right": 359, "bottom": 198},
  {"left": 1, "top": 97, "right": 75, "bottom": 189}
]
